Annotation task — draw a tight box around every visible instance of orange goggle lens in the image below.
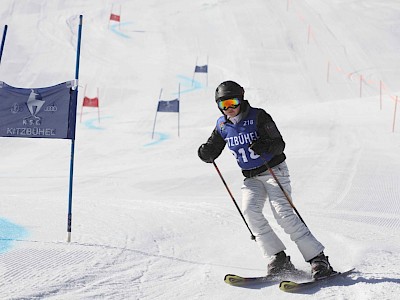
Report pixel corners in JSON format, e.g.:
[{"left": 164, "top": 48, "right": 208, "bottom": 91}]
[{"left": 218, "top": 98, "right": 241, "bottom": 110}]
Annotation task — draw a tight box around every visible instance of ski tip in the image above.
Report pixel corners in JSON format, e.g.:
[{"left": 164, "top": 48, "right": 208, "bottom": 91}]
[
  {"left": 224, "top": 274, "right": 243, "bottom": 285},
  {"left": 332, "top": 268, "right": 356, "bottom": 278},
  {"left": 345, "top": 267, "right": 356, "bottom": 273},
  {"left": 279, "top": 280, "right": 299, "bottom": 292},
  {"left": 224, "top": 274, "right": 238, "bottom": 282}
]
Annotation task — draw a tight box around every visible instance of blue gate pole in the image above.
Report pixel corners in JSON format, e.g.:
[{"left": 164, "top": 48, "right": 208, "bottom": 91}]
[
  {"left": 67, "top": 15, "right": 83, "bottom": 243},
  {"left": 0, "top": 25, "right": 8, "bottom": 64}
]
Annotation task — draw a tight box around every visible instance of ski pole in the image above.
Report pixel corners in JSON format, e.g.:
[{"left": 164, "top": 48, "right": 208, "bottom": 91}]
[
  {"left": 260, "top": 157, "right": 308, "bottom": 227},
  {"left": 212, "top": 161, "right": 256, "bottom": 240}
]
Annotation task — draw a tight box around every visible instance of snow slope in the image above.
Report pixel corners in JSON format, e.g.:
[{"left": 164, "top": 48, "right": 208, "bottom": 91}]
[{"left": 1, "top": 0, "right": 400, "bottom": 299}]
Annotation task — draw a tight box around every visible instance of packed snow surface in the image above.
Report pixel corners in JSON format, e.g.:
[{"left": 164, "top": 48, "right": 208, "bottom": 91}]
[{"left": 1, "top": 0, "right": 400, "bottom": 299}]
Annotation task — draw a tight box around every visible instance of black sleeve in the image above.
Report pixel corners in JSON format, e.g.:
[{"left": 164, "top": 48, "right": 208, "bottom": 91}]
[
  {"left": 198, "top": 128, "right": 226, "bottom": 163},
  {"left": 256, "top": 109, "right": 285, "bottom": 156}
]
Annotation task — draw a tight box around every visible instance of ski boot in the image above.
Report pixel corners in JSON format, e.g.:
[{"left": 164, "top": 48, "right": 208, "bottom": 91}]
[
  {"left": 309, "top": 252, "right": 335, "bottom": 279},
  {"left": 267, "top": 251, "right": 297, "bottom": 276}
]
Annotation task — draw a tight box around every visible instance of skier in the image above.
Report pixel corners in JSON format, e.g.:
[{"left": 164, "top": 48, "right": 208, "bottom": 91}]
[{"left": 198, "top": 80, "right": 335, "bottom": 279}]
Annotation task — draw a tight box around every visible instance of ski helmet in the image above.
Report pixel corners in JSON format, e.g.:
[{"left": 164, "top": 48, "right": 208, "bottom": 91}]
[{"left": 215, "top": 81, "right": 244, "bottom": 102}]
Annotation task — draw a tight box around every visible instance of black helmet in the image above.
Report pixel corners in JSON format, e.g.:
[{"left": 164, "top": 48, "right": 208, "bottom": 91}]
[{"left": 215, "top": 81, "right": 244, "bottom": 102}]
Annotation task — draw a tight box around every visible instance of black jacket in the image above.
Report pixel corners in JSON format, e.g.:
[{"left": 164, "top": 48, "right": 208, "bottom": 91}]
[{"left": 198, "top": 100, "right": 286, "bottom": 178}]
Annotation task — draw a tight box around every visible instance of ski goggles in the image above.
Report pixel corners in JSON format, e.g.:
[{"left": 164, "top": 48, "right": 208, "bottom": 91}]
[{"left": 217, "top": 98, "right": 241, "bottom": 110}]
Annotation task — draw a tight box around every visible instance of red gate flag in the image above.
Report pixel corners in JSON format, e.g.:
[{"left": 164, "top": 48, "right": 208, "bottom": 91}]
[
  {"left": 110, "top": 13, "right": 120, "bottom": 22},
  {"left": 82, "top": 96, "right": 99, "bottom": 107},
  {"left": 80, "top": 86, "right": 100, "bottom": 123}
]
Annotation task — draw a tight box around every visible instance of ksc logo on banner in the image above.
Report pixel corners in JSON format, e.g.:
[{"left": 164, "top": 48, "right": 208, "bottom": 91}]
[{"left": 0, "top": 81, "right": 77, "bottom": 139}]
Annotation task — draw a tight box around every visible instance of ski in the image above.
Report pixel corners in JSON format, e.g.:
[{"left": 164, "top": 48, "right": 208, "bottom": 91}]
[
  {"left": 224, "top": 269, "right": 309, "bottom": 287},
  {"left": 224, "top": 274, "right": 277, "bottom": 286},
  {"left": 279, "top": 268, "right": 355, "bottom": 293}
]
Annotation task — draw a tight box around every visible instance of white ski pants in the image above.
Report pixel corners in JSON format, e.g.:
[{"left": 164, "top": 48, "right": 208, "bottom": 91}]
[{"left": 241, "top": 161, "right": 324, "bottom": 262}]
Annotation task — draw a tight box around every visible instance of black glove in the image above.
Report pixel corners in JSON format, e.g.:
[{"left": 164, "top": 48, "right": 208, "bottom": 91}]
[
  {"left": 198, "top": 144, "right": 215, "bottom": 163},
  {"left": 249, "top": 139, "right": 273, "bottom": 155}
]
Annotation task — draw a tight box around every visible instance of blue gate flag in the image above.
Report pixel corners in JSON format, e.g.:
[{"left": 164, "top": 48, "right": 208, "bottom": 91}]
[
  {"left": 0, "top": 80, "right": 78, "bottom": 139},
  {"left": 157, "top": 99, "right": 179, "bottom": 112},
  {"left": 194, "top": 65, "right": 208, "bottom": 73},
  {"left": 192, "top": 56, "right": 209, "bottom": 87}
]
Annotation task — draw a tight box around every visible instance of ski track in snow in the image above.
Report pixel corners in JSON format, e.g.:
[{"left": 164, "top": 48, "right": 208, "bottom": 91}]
[{"left": 0, "top": 199, "right": 253, "bottom": 298}]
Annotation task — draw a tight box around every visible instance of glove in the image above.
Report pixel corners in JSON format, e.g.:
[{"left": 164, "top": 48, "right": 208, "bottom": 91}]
[
  {"left": 249, "top": 139, "right": 273, "bottom": 155},
  {"left": 198, "top": 144, "right": 215, "bottom": 163}
]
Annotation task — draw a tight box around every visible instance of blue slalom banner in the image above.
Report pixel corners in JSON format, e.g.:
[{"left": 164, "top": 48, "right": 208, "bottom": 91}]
[
  {"left": 151, "top": 85, "right": 180, "bottom": 139},
  {"left": 192, "top": 56, "right": 208, "bottom": 87},
  {"left": 0, "top": 80, "right": 78, "bottom": 139},
  {"left": 0, "top": 15, "right": 82, "bottom": 243},
  {"left": 157, "top": 99, "right": 179, "bottom": 112},
  {"left": 194, "top": 65, "right": 208, "bottom": 73}
]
